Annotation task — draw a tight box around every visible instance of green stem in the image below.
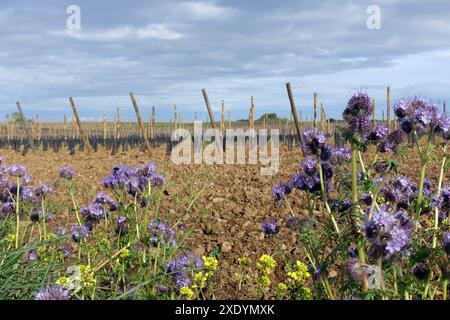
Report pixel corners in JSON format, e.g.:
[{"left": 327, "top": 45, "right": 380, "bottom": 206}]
[
  {"left": 415, "top": 160, "right": 427, "bottom": 223},
  {"left": 351, "top": 146, "right": 368, "bottom": 293},
  {"left": 318, "top": 161, "right": 340, "bottom": 234},
  {"left": 443, "top": 280, "right": 448, "bottom": 300},
  {"left": 15, "top": 176, "right": 20, "bottom": 249}
]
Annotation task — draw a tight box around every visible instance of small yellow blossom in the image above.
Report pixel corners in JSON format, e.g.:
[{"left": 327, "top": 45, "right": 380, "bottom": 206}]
[
  {"left": 202, "top": 256, "right": 219, "bottom": 272},
  {"left": 256, "top": 254, "right": 276, "bottom": 275},
  {"left": 5, "top": 234, "right": 15, "bottom": 242},
  {"left": 79, "top": 264, "right": 97, "bottom": 288},
  {"left": 179, "top": 286, "right": 194, "bottom": 299},
  {"left": 120, "top": 248, "right": 130, "bottom": 259},
  {"left": 193, "top": 272, "right": 208, "bottom": 289},
  {"left": 237, "top": 256, "right": 251, "bottom": 267}
]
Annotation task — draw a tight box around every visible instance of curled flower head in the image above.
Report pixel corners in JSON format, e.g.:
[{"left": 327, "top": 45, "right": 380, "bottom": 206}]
[
  {"left": 93, "top": 192, "right": 118, "bottom": 211},
  {"left": 272, "top": 182, "right": 292, "bottom": 203},
  {"left": 59, "top": 166, "right": 75, "bottom": 180},
  {"left": 343, "top": 91, "right": 374, "bottom": 138},
  {"left": 261, "top": 219, "right": 279, "bottom": 235}
]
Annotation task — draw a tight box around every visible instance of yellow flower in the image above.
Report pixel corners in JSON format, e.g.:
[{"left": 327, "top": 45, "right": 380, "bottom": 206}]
[
  {"left": 5, "top": 234, "right": 15, "bottom": 242},
  {"left": 202, "top": 256, "right": 219, "bottom": 272},
  {"left": 277, "top": 282, "right": 288, "bottom": 292},
  {"left": 56, "top": 276, "right": 70, "bottom": 288},
  {"left": 179, "top": 286, "right": 194, "bottom": 299},
  {"left": 79, "top": 264, "right": 97, "bottom": 288},
  {"left": 120, "top": 248, "right": 130, "bottom": 260},
  {"left": 258, "top": 275, "right": 271, "bottom": 288},
  {"left": 287, "top": 261, "right": 311, "bottom": 287},
  {"left": 256, "top": 254, "right": 276, "bottom": 275},
  {"left": 193, "top": 272, "right": 208, "bottom": 289},
  {"left": 238, "top": 256, "right": 251, "bottom": 267}
]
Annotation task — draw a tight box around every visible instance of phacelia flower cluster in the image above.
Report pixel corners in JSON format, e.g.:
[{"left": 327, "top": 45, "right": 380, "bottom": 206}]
[
  {"left": 364, "top": 206, "right": 413, "bottom": 258},
  {"left": 148, "top": 220, "right": 176, "bottom": 246},
  {"left": 394, "top": 96, "right": 443, "bottom": 134},
  {"left": 343, "top": 90, "right": 374, "bottom": 139},
  {"left": 165, "top": 253, "right": 204, "bottom": 288},
  {"left": 103, "top": 162, "right": 165, "bottom": 195},
  {"left": 261, "top": 219, "right": 279, "bottom": 235}
]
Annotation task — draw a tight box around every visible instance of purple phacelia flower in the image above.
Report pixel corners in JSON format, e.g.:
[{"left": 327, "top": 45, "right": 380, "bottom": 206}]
[
  {"left": 35, "top": 285, "right": 70, "bottom": 300},
  {"left": 6, "top": 165, "right": 27, "bottom": 177},
  {"left": 444, "top": 232, "right": 450, "bottom": 255},
  {"left": 116, "top": 216, "right": 128, "bottom": 235},
  {"left": 432, "top": 187, "right": 450, "bottom": 219},
  {"left": 364, "top": 206, "right": 413, "bottom": 258},
  {"left": 70, "top": 224, "right": 90, "bottom": 242},
  {"left": 59, "top": 166, "right": 75, "bottom": 180},
  {"left": 93, "top": 192, "right": 118, "bottom": 211},
  {"left": 368, "top": 124, "right": 389, "bottom": 142},
  {"left": 378, "top": 130, "right": 405, "bottom": 153},
  {"left": 80, "top": 203, "right": 107, "bottom": 222},
  {"left": 148, "top": 220, "right": 176, "bottom": 246},
  {"left": 261, "top": 219, "right": 279, "bottom": 235},
  {"left": 302, "top": 130, "right": 328, "bottom": 156},
  {"left": 330, "top": 147, "right": 351, "bottom": 163},
  {"left": 343, "top": 91, "right": 374, "bottom": 138},
  {"left": 272, "top": 182, "right": 292, "bottom": 203},
  {"left": 33, "top": 184, "right": 53, "bottom": 198},
  {"left": 395, "top": 96, "right": 440, "bottom": 134}
]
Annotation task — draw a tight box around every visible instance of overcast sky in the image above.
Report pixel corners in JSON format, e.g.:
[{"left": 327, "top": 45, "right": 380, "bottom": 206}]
[{"left": 1, "top": 0, "right": 450, "bottom": 121}]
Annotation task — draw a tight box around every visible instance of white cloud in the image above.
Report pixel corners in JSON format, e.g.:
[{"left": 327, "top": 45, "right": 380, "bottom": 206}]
[
  {"left": 179, "top": 1, "right": 236, "bottom": 20},
  {"left": 52, "top": 24, "right": 182, "bottom": 41}
]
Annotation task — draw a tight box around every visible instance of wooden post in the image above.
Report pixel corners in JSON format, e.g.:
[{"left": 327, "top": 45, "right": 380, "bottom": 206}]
[
  {"left": 220, "top": 100, "right": 225, "bottom": 135},
  {"left": 286, "top": 83, "right": 306, "bottom": 156},
  {"left": 63, "top": 113, "right": 67, "bottom": 140},
  {"left": 151, "top": 106, "right": 156, "bottom": 139},
  {"left": 201, "top": 88, "right": 216, "bottom": 129},
  {"left": 443, "top": 100, "right": 446, "bottom": 115},
  {"left": 103, "top": 112, "right": 107, "bottom": 140},
  {"left": 228, "top": 110, "right": 231, "bottom": 129},
  {"left": 387, "top": 86, "right": 391, "bottom": 131},
  {"left": 372, "top": 98, "right": 376, "bottom": 128},
  {"left": 16, "top": 101, "right": 36, "bottom": 154},
  {"left": 69, "top": 97, "right": 91, "bottom": 154},
  {"left": 320, "top": 102, "right": 325, "bottom": 131},
  {"left": 250, "top": 96, "right": 255, "bottom": 129},
  {"left": 129, "top": 93, "right": 152, "bottom": 154},
  {"left": 116, "top": 107, "right": 121, "bottom": 139},
  {"left": 313, "top": 92, "right": 318, "bottom": 129},
  {"left": 173, "top": 104, "right": 177, "bottom": 130}
]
